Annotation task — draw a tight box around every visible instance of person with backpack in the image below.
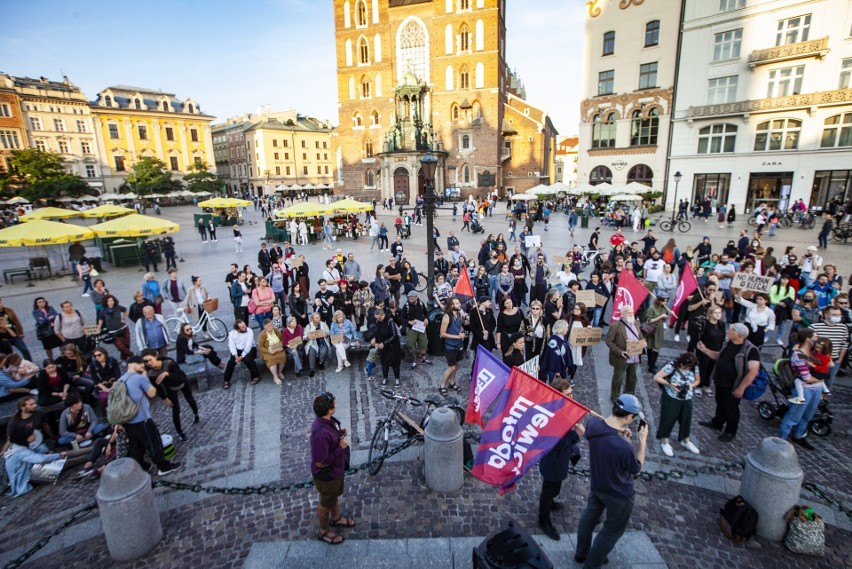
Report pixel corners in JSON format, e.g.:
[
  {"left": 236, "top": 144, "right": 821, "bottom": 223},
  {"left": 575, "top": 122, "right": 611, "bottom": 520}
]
[
  {"left": 53, "top": 301, "right": 87, "bottom": 352},
  {"left": 141, "top": 349, "right": 199, "bottom": 442},
  {"left": 110, "top": 356, "right": 182, "bottom": 476}
]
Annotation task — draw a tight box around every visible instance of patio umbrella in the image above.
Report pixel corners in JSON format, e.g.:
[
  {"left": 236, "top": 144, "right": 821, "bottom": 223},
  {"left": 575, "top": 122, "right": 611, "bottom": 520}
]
[
  {"left": 20, "top": 207, "right": 80, "bottom": 221},
  {"left": 593, "top": 182, "right": 615, "bottom": 196},
  {"left": 569, "top": 183, "right": 597, "bottom": 195},
  {"left": 509, "top": 193, "right": 537, "bottom": 201},
  {"left": 0, "top": 219, "right": 94, "bottom": 246},
  {"left": 611, "top": 194, "right": 643, "bottom": 202},
  {"left": 329, "top": 198, "right": 374, "bottom": 213},
  {"left": 5, "top": 196, "right": 30, "bottom": 205},
  {"left": 197, "top": 197, "right": 253, "bottom": 208},
  {"left": 89, "top": 214, "right": 180, "bottom": 237},
  {"left": 78, "top": 204, "right": 135, "bottom": 218},
  {"left": 275, "top": 202, "right": 333, "bottom": 218},
  {"left": 525, "top": 184, "right": 557, "bottom": 196},
  {"left": 624, "top": 182, "right": 653, "bottom": 194}
]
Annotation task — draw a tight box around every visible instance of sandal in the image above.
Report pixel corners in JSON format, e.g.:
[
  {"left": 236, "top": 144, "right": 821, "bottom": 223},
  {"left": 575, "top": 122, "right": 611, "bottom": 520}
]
[
  {"left": 330, "top": 516, "right": 356, "bottom": 528},
  {"left": 250, "top": 378, "right": 260, "bottom": 385},
  {"left": 449, "top": 383, "right": 461, "bottom": 392},
  {"left": 318, "top": 530, "right": 344, "bottom": 545},
  {"left": 439, "top": 387, "right": 449, "bottom": 397},
  {"left": 222, "top": 382, "right": 230, "bottom": 390}
]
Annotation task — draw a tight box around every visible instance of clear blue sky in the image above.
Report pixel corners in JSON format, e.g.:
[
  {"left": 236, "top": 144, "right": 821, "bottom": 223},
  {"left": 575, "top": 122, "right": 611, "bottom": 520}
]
[{"left": 1, "top": 0, "right": 583, "bottom": 135}]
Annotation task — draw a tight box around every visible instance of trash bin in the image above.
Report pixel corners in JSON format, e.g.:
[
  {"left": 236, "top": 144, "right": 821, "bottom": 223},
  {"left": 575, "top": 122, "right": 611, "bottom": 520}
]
[
  {"left": 580, "top": 214, "right": 589, "bottom": 228},
  {"left": 427, "top": 307, "right": 446, "bottom": 356}
]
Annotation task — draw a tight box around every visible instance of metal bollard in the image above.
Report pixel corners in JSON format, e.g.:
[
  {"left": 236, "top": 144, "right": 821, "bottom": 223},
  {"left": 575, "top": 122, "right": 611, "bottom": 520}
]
[
  {"left": 96, "top": 457, "right": 163, "bottom": 561},
  {"left": 424, "top": 407, "right": 464, "bottom": 492},
  {"left": 739, "top": 436, "right": 803, "bottom": 541}
]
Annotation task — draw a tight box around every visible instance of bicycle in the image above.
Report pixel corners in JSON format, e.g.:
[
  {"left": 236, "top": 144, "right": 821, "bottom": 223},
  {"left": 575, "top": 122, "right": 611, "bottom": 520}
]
[
  {"left": 164, "top": 307, "right": 227, "bottom": 343},
  {"left": 658, "top": 218, "right": 691, "bottom": 233},
  {"left": 368, "top": 389, "right": 465, "bottom": 475}
]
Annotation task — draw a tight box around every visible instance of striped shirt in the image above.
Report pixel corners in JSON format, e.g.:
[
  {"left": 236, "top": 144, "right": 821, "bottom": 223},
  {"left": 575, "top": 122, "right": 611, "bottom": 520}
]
[{"left": 807, "top": 322, "right": 849, "bottom": 360}]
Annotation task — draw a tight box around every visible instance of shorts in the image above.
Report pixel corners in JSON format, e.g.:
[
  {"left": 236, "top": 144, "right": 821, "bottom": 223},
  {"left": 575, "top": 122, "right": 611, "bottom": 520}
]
[
  {"left": 313, "top": 476, "right": 344, "bottom": 508},
  {"left": 445, "top": 349, "right": 463, "bottom": 366},
  {"left": 407, "top": 329, "right": 428, "bottom": 352}
]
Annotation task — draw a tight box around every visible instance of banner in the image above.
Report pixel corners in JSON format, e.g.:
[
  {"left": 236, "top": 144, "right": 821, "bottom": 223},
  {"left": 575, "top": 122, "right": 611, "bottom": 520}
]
[
  {"left": 732, "top": 272, "right": 773, "bottom": 293},
  {"left": 610, "top": 271, "right": 649, "bottom": 322},
  {"left": 453, "top": 266, "right": 475, "bottom": 300},
  {"left": 471, "top": 367, "right": 589, "bottom": 493},
  {"left": 670, "top": 264, "right": 698, "bottom": 326},
  {"left": 465, "top": 346, "right": 511, "bottom": 427},
  {"left": 570, "top": 326, "right": 602, "bottom": 347}
]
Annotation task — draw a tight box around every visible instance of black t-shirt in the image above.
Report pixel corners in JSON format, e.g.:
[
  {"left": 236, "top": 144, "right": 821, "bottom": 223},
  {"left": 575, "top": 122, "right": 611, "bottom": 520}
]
[
  {"left": 713, "top": 342, "right": 759, "bottom": 387},
  {"left": 384, "top": 265, "right": 402, "bottom": 290},
  {"left": 6, "top": 411, "right": 44, "bottom": 445},
  {"left": 225, "top": 272, "right": 239, "bottom": 285},
  {"left": 640, "top": 236, "right": 656, "bottom": 254}
]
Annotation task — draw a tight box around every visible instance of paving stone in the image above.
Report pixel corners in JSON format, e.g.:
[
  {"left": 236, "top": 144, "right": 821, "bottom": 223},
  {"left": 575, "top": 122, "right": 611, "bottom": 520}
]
[{"left": 242, "top": 542, "right": 290, "bottom": 569}]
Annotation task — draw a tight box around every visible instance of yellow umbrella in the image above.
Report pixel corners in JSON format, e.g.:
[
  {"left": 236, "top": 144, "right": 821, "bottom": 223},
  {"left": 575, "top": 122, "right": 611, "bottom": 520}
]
[
  {"left": 89, "top": 214, "right": 180, "bottom": 237},
  {"left": 0, "top": 220, "right": 94, "bottom": 246},
  {"left": 197, "top": 197, "right": 253, "bottom": 208},
  {"left": 79, "top": 204, "right": 136, "bottom": 219},
  {"left": 275, "top": 202, "right": 334, "bottom": 219},
  {"left": 329, "top": 198, "right": 374, "bottom": 213},
  {"left": 19, "top": 206, "right": 80, "bottom": 221}
]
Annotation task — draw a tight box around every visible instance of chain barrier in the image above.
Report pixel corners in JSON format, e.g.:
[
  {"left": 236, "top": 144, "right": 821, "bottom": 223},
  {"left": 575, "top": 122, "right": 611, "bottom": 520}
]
[
  {"left": 3, "top": 501, "right": 97, "bottom": 569},
  {"left": 803, "top": 482, "right": 852, "bottom": 521},
  {"left": 568, "top": 459, "right": 745, "bottom": 482}
]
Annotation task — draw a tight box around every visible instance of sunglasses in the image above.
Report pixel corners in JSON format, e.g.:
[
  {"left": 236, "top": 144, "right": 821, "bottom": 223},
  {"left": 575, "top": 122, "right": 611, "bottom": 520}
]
[{"left": 320, "top": 391, "right": 335, "bottom": 403}]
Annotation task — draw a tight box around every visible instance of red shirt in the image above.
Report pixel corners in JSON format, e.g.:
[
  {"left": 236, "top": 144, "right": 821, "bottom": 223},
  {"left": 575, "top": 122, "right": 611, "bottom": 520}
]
[{"left": 610, "top": 233, "right": 625, "bottom": 247}]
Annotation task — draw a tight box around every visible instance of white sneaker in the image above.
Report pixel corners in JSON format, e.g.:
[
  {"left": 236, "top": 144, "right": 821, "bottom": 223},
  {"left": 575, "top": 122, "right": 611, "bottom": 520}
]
[
  {"left": 343, "top": 360, "right": 351, "bottom": 368},
  {"left": 682, "top": 441, "right": 701, "bottom": 455},
  {"left": 693, "top": 389, "right": 702, "bottom": 398},
  {"left": 674, "top": 334, "right": 680, "bottom": 342},
  {"left": 661, "top": 443, "right": 674, "bottom": 457},
  {"left": 335, "top": 366, "right": 344, "bottom": 373},
  {"left": 788, "top": 396, "right": 806, "bottom": 405},
  {"left": 704, "top": 387, "right": 714, "bottom": 397}
]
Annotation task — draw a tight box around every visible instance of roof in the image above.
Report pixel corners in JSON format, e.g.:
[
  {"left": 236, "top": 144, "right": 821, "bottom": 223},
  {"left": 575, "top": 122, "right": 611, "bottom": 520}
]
[
  {"left": 91, "top": 85, "right": 211, "bottom": 117},
  {"left": 242, "top": 116, "right": 333, "bottom": 134},
  {"left": 109, "top": 85, "right": 176, "bottom": 97}
]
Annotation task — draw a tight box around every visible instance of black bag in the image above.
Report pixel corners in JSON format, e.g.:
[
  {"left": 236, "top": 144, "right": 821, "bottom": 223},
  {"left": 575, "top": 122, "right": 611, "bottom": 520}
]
[{"left": 720, "top": 495, "right": 758, "bottom": 542}]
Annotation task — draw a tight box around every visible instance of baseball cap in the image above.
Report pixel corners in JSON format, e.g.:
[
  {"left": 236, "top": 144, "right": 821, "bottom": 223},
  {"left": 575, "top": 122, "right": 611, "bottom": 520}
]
[
  {"left": 615, "top": 394, "right": 644, "bottom": 419},
  {"left": 477, "top": 295, "right": 491, "bottom": 304},
  {"left": 407, "top": 290, "right": 419, "bottom": 297},
  {"left": 127, "top": 355, "right": 144, "bottom": 364},
  {"left": 807, "top": 245, "right": 817, "bottom": 252}
]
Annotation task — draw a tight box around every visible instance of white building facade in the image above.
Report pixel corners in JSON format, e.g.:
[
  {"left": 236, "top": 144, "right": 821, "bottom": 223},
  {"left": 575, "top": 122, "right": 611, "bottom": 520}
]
[
  {"left": 669, "top": 0, "right": 852, "bottom": 213},
  {"left": 578, "top": 0, "right": 683, "bottom": 193}
]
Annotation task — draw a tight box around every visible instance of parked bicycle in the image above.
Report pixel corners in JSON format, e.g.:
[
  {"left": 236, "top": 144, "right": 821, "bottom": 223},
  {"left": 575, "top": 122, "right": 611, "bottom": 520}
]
[
  {"left": 164, "top": 306, "right": 227, "bottom": 343},
  {"left": 658, "top": 218, "right": 691, "bottom": 233},
  {"left": 832, "top": 222, "right": 852, "bottom": 243},
  {"left": 368, "top": 389, "right": 465, "bottom": 475}
]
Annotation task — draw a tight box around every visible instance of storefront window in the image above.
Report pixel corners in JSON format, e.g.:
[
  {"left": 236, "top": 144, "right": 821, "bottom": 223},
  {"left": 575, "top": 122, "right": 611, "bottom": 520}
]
[
  {"left": 746, "top": 173, "right": 793, "bottom": 213},
  {"left": 692, "top": 173, "right": 731, "bottom": 207},
  {"left": 810, "top": 170, "right": 852, "bottom": 208}
]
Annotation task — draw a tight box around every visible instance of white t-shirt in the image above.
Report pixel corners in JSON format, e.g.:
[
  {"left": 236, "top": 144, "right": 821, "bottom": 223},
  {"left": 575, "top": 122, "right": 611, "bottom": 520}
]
[{"left": 643, "top": 258, "right": 665, "bottom": 284}]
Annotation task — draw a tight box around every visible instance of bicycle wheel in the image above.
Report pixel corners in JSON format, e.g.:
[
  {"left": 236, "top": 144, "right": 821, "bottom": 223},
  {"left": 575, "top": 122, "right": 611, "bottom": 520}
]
[
  {"left": 163, "top": 317, "right": 184, "bottom": 343},
  {"left": 206, "top": 317, "right": 228, "bottom": 342},
  {"left": 659, "top": 220, "right": 673, "bottom": 232},
  {"left": 415, "top": 273, "right": 428, "bottom": 293},
  {"left": 803, "top": 218, "right": 815, "bottom": 230},
  {"left": 678, "top": 221, "right": 691, "bottom": 233},
  {"left": 747, "top": 217, "right": 756, "bottom": 226},
  {"left": 779, "top": 217, "right": 792, "bottom": 229},
  {"left": 368, "top": 421, "right": 390, "bottom": 475}
]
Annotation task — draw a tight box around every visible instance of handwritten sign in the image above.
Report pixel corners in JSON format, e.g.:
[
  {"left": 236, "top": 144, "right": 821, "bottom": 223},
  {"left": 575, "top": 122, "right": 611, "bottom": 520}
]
[
  {"left": 411, "top": 320, "right": 426, "bottom": 333},
  {"left": 552, "top": 255, "right": 568, "bottom": 265},
  {"left": 732, "top": 272, "right": 772, "bottom": 293},
  {"left": 713, "top": 291, "right": 725, "bottom": 305},
  {"left": 519, "top": 355, "right": 539, "bottom": 376},
  {"left": 525, "top": 235, "right": 541, "bottom": 248},
  {"left": 626, "top": 339, "right": 647, "bottom": 356},
  {"left": 570, "top": 327, "right": 602, "bottom": 347},
  {"left": 287, "top": 336, "right": 303, "bottom": 349},
  {"left": 84, "top": 325, "right": 101, "bottom": 336},
  {"left": 307, "top": 330, "right": 326, "bottom": 340},
  {"left": 330, "top": 334, "right": 344, "bottom": 345},
  {"left": 595, "top": 293, "right": 608, "bottom": 307},
  {"left": 291, "top": 257, "right": 303, "bottom": 268},
  {"left": 575, "top": 290, "right": 596, "bottom": 307}
]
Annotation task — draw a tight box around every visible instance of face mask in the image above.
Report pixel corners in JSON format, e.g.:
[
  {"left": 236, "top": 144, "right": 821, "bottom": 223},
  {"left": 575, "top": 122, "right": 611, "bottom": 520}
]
[
  {"left": 830, "top": 316, "right": 842, "bottom": 323},
  {"left": 623, "top": 316, "right": 635, "bottom": 324}
]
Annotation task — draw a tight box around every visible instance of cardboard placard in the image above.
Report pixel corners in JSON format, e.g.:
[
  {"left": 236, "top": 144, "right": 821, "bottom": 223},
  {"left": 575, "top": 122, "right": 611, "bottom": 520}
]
[
  {"left": 330, "top": 334, "right": 344, "bottom": 345},
  {"left": 287, "top": 336, "right": 303, "bottom": 349},
  {"left": 731, "top": 272, "right": 772, "bottom": 294},
  {"left": 713, "top": 291, "right": 725, "bottom": 305},
  {"left": 626, "top": 339, "right": 647, "bottom": 356},
  {"left": 552, "top": 255, "right": 569, "bottom": 265},
  {"left": 525, "top": 235, "right": 541, "bottom": 248},
  {"left": 83, "top": 325, "right": 101, "bottom": 336},
  {"left": 570, "top": 326, "right": 602, "bottom": 347},
  {"left": 411, "top": 320, "right": 426, "bottom": 333},
  {"left": 519, "top": 355, "right": 539, "bottom": 376},
  {"left": 595, "top": 293, "right": 608, "bottom": 307},
  {"left": 575, "top": 290, "right": 596, "bottom": 307},
  {"left": 307, "top": 330, "right": 326, "bottom": 340},
  {"left": 291, "top": 257, "right": 303, "bottom": 268}
]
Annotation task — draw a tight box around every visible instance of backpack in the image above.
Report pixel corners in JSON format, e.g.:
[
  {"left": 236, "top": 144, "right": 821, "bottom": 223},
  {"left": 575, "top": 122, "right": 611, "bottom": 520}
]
[
  {"left": 743, "top": 367, "right": 769, "bottom": 401},
  {"left": 663, "top": 248, "right": 674, "bottom": 264},
  {"left": 107, "top": 375, "right": 141, "bottom": 425},
  {"left": 719, "top": 496, "right": 758, "bottom": 542}
]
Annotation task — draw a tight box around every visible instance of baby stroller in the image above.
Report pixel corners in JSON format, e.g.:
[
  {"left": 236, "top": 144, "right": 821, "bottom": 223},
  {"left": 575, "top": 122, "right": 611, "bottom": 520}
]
[
  {"left": 400, "top": 224, "right": 412, "bottom": 239},
  {"left": 755, "top": 353, "right": 833, "bottom": 437},
  {"left": 470, "top": 218, "right": 485, "bottom": 234}
]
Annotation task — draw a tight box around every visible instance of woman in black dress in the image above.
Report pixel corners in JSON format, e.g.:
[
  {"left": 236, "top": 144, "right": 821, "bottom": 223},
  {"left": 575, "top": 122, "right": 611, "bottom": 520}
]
[
  {"left": 694, "top": 305, "right": 726, "bottom": 398},
  {"left": 496, "top": 297, "right": 525, "bottom": 356},
  {"left": 289, "top": 282, "right": 309, "bottom": 327},
  {"left": 523, "top": 300, "right": 547, "bottom": 361}
]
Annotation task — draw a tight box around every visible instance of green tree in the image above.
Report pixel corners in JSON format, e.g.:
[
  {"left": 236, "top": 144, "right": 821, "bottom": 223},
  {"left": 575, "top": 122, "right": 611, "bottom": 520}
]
[
  {"left": 183, "top": 161, "right": 224, "bottom": 194},
  {"left": 6, "top": 148, "right": 92, "bottom": 201},
  {"left": 126, "top": 157, "right": 183, "bottom": 195}
]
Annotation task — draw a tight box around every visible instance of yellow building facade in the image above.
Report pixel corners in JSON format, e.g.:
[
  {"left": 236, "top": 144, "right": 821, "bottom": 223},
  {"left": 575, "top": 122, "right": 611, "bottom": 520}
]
[{"left": 89, "top": 86, "right": 215, "bottom": 191}]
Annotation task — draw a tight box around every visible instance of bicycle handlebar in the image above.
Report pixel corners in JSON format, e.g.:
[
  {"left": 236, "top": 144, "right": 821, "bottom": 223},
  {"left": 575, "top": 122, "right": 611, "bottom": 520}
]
[{"left": 379, "top": 389, "right": 422, "bottom": 406}]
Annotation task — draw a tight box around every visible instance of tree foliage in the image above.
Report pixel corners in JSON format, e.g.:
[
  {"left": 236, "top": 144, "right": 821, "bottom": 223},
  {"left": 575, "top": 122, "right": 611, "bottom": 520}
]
[
  {"left": 183, "top": 161, "right": 224, "bottom": 194},
  {"left": 125, "top": 157, "right": 183, "bottom": 195},
  {"left": 3, "top": 148, "right": 92, "bottom": 201}
]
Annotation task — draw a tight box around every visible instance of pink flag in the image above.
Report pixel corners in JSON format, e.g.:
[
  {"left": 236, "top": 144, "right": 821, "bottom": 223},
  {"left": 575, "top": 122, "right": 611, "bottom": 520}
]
[{"left": 610, "top": 270, "right": 650, "bottom": 322}]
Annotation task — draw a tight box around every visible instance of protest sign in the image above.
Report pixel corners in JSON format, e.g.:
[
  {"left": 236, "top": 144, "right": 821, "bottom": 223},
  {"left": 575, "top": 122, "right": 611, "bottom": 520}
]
[
  {"left": 732, "top": 272, "right": 772, "bottom": 293},
  {"left": 575, "top": 290, "right": 596, "bottom": 307},
  {"left": 570, "top": 327, "right": 603, "bottom": 347},
  {"left": 626, "top": 339, "right": 647, "bottom": 356}
]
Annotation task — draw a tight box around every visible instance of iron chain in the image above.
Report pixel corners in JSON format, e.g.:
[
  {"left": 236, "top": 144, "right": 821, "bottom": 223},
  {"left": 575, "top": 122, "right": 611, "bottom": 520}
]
[
  {"left": 4, "top": 501, "right": 97, "bottom": 569},
  {"left": 803, "top": 482, "right": 852, "bottom": 521}
]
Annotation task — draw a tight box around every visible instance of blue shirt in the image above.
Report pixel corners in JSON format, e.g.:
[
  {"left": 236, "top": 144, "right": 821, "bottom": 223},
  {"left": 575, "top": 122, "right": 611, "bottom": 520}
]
[
  {"left": 122, "top": 371, "right": 152, "bottom": 424},
  {"left": 143, "top": 318, "right": 167, "bottom": 348},
  {"left": 586, "top": 417, "right": 642, "bottom": 498},
  {"left": 0, "top": 370, "right": 30, "bottom": 398},
  {"left": 445, "top": 313, "right": 463, "bottom": 350}
]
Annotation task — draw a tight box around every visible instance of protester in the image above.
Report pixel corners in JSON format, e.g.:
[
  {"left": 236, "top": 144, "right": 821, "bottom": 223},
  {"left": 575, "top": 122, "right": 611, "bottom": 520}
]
[
  {"left": 223, "top": 320, "right": 260, "bottom": 389},
  {"left": 32, "top": 297, "right": 62, "bottom": 359},
  {"left": 310, "top": 391, "right": 353, "bottom": 545},
  {"left": 653, "top": 352, "right": 701, "bottom": 457},
  {"left": 329, "top": 310, "right": 358, "bottom": 373},
  {"left": 604, "top": 306, "right": 642, "bottom": 402},
  {"left": 439, "top": 298, "right": 466, "bottom": 395},
  {"left": 540, "top": 320, "right": 574, "bottom": 384},
  {"left": 372, "top": 307, "right": 402, "bottom": 387}
]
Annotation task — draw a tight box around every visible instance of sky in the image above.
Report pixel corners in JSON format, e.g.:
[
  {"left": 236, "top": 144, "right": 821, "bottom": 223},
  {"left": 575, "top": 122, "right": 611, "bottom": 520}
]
[{"left": 1, "top": 0, "right": 583, "bottom": 136}]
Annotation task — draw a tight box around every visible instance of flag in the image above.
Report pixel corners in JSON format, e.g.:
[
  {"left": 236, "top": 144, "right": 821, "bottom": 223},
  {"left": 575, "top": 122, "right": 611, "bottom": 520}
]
[
  {"left": 670, "top": 264, "right": 698, "bottom": 326},
  {"left": 465, "top": 346, "right": 511, "bottom": 427},
  {"left": 610, "top": 270, "right": 650, "bottom": 322},
  {"left": 453, "top": 267, "right": 475, "bottom": 301},
  {"left": 471, "top": 367, "right": 589, "bottom": 494}
]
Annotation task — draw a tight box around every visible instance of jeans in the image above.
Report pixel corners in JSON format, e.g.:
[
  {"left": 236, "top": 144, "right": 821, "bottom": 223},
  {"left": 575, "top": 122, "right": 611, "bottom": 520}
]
[
  {"left": 286, "top": 347, "right": 304, "bottom": 372},
  {"left": 827, "top": 361, "right": 840, "bottom": 388},
  {"left": 82, "top": 274, "right": 93, "bottom": 295},
  {"left": 370, "top": 236, "right": 380, "bottom": 251},
  {"left": 58, "top": 421, "right": 109, "bottom": 446},
  {"left": 818, "top": 232, "right": 828, "bottom": 248},
  {"left": 308, "top": 344, "right": 329, "bottom": 370},
  {"left": 591, "top": 306, "right": 603, "bottom": 327},
  {"left": 576, "top": 490, "right": 635, "bottom": 569},
  {"left": 4, "top": 445, "right": 63, "bottom": 497},
  {"left": 774, "top": 319, "right": 791, "bottom": 345},
  {"left": 779, "top": 387, "right": 821, "bottom": 439},
  {"left": 5, "top": 337, "right": 32, "bottom": 361}
]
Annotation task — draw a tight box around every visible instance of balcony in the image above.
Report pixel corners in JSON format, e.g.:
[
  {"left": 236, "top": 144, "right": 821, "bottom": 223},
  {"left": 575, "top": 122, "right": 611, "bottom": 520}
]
[
  {"left": 688, "top": 88, "right": 852, "bottom": 119},
  {"left": 748, "top": 37, "right": 830, "bottom": 69},
  {"left": 501, "top": 147, "right": 512, "bottom": 162}
]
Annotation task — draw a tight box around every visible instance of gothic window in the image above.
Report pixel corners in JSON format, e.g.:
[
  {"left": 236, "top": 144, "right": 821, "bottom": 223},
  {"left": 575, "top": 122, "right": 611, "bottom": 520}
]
[
  {"left": 359, "top": 37, "right": 370, "bottom": 64},
  {"left": 459, "top": 65, "right": 470, "bottom": 89},
  {"left": 356, "top": 0, "right": 367, "bottom": 27},
  {"left": 397, "top": 18, "right": 428, "bottom": 83},
  {"left": 365, "top": 140, "right": 374, "bottom": 157},
  {"left": 353, "top": 112, "right": 363, "bottom": 127},
  {"left": 460, "top": 24, "right": 470, "bottom": 52}
]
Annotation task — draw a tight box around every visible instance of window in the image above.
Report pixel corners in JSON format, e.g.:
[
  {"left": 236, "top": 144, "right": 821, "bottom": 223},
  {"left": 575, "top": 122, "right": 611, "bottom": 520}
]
[
  {"left": 138, "top": 125, "right": 148, "bottom": 140},
  {"left": 0, "top": 103, "right": 10, "bottom": 117},
  {"left": 366, "top": 140, "right": 374, "bottom": 157},
  {"left": 719, "top": 0, "right": 745, "bottom": 11},
  {"left": 273, "top": 139, "right": 278, "bottom": 148},
  {"left": 460, "top": 0, "right": 470, "bottom": 9},
  {"left": 104, "top": 95, "right": 112, "bottom": 106},
  {"left": 645, "top": 20, "right": 660, "bottom": 47},
  {"left": 754, "top": 118, "right": 801, "bottom": 151},
  {"left": 316, "top": 153, "right": 321, "bottom": 160},
  {"left": 590, "top": 165, "right": 612, "bottom": 185},
  {"left": 462, "top": 164, "right": 471, "bottom": 184},
  {"left": 627, "top": 164, "right": 653, "bottom": 184},
  {"left": 302, "top": 153, "right": 307, "bottom": 160},
  {"left": 190, "top": 128, "right": 199, "bottom": 142},
  {"left": 602, "top": 31, "right": 615, "bottom": 56},
  {"left": 114, "top": 156, "right": 126, "bottom": 172},
  {"left": 317, "top": 166, "right": 322, "bottom": 174},
  {"left": 302, "top": 140, "right": 307, "bottom": 148},
  {"left": 165, "top": 127, "right": 174, "bottom": 141},
  {"left": 713, "top": 29, "right": 742, "bottom": 61},
  {"left": 275, "top": 166, "right": 281, "bottom": 175},
  {"left": 767, "top": 65, "right": 804, "bottom": 98},
  {"left": 630, "top": 108, "right": 659, "bottom": 146},
  {"left": 162, "top": 101, "right": 169, "bottom": 111},
  {"left": 459, "top": 24, "right": 470, "bottom": 52},
  {"left": 707, "top": 76, "right": 738, "bottom": 104},
  {"left": 451, "top": 104, "right": 459, "bottom": 120},
  {"left": 51, "top": 118, "right": 63, "bottom": 132},
  {"left": 460, "top": 66, "right": 470, "bottom": 89},
  {"left": 598, "top": 70, "right": 614, "bottom": 95},
  {"left": 839, "top": 59, "right": 852, "bottom": 89},
  {"left": 697, "top": 123, "right": 737, "bottom": 153},
  {"left": 638, "top": 62, "right": 658, "bottom": 89},
  {"left": 284, "top": 139, "right": 290, "bottom": 147},
  {"left": 359, "top": 37, "right": 370, "bottom": 64},
  {"left": 81, "top": 141, "right": 92, "bottom": 154},
  {"left": 776, "top": 14, "right": 811, "bottom": 46},
  {"left": 286, "top": 166, "right": 291, "bottom": 175},
  {"left": 303, "top": 166, "right": 309, "bottom": 175},
  {"left": 462, "top": 134, "right": 471, "bottom": 149},
  {"left": 35, "top": 140, "right": 46, "bottom": 151},
  {"left": 361, "top": 78, "right": 371, "bottom": 98},
  {"left": 76, "top": 119, "right": 87, "bottom": 133},
  {"left": 325, "top": 166, "right": 329, "bottom": 174},
  {"left": 108, "top": 124, "right": 119, "bottom": 139},
  {"left": 820, "top": 113, "right": 852, "bottom": 148},
  {"left": 169, "top": 156, "right": 179, "bottom": 170},
  {"left": 315, "top": 141, "right": 320, "bottom": 148},
  {"left": 591, "top": 113, "right": 617, "bottom": 148},
  {"left": 85, "top": 165, "right": 96, "bottom": 178},
  {"left": 356, "top": 0, "right": 367, "bottom": 26},
  {"left": 397, "top": 19, "right": 428, "bottom": 83},
  {"left": 274, "top": 152, "right": 279, "bottom": 160},
  {"left": 323, "top": 141, "right": 328, "bottom": 148},
  {"left": 30, "top": 117, "right": 42, "bottom": 131},
  {"left": 0, "top": 130, "right": 20, "bottom": 149},
  {"left": 366, "top": 170, "right": 375, "bottom": 187},
  {"left": 324, "top": 153, "right": 328, "bottom": 160},
  {"left": 285, "top": 153, "right": 289, "bottom": 159},
  {"left": 187, "top": 103, "right": 194, "bottom": 113}
]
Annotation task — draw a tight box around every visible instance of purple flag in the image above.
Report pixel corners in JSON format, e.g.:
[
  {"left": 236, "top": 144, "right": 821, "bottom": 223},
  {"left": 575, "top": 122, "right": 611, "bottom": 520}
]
[{"left": 465, "top": 345, "right": 511, "bottom": 427}]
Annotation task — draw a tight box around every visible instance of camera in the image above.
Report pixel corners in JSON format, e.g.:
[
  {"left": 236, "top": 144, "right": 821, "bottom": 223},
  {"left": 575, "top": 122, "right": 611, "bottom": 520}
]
[{"left": 676, "top": 383, "right": 690, "bottom": 399}]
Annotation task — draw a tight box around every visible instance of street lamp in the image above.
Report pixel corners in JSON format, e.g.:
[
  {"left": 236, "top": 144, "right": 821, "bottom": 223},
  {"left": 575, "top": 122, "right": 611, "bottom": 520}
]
[
  {"left": 420, "top": 151, "right": 439, "bottom": 301},
  {"left": 671, "top": 171, "right": 682, "bottom": 221}
]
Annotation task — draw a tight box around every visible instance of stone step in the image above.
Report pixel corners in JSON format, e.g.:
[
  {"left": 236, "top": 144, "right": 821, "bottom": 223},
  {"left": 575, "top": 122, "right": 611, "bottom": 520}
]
[{"left": 242, "top": 531, "right": 666, "bottom": 569}]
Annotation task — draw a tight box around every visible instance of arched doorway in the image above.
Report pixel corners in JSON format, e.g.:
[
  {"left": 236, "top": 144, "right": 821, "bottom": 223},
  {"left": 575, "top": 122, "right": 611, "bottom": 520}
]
[
  {"left": 393, "top": 167, "right": 410, "bottom": 204},
  {"left": 417, "top": 167, "right": 425, "bottom": 197}
]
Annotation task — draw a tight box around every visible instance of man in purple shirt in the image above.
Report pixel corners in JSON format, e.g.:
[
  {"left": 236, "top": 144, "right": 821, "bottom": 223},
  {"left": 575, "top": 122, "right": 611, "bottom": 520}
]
[{"left": 310, "top": 392, "right": 353, "bottom": 545}]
